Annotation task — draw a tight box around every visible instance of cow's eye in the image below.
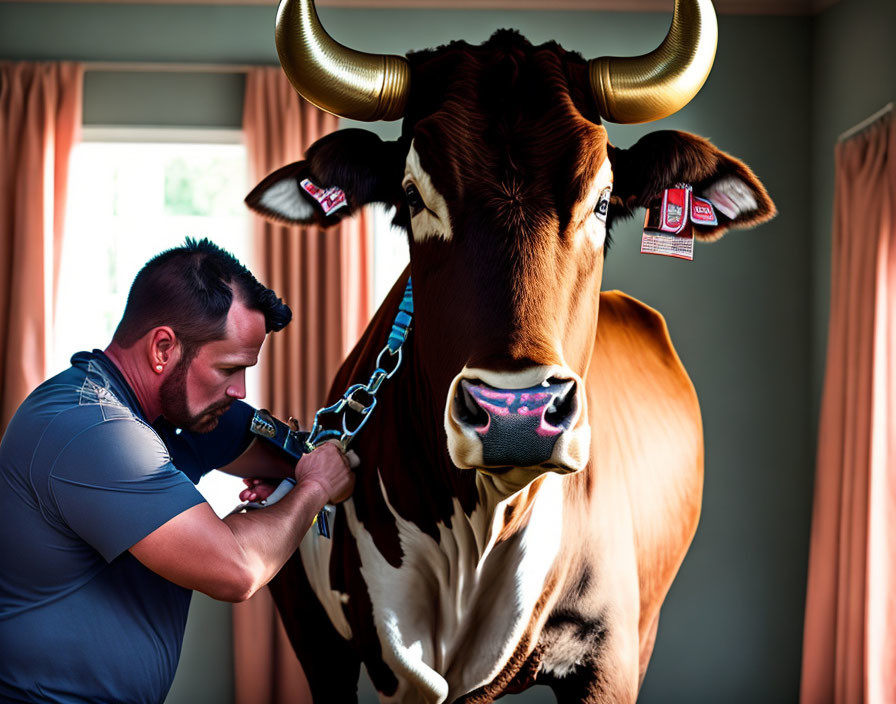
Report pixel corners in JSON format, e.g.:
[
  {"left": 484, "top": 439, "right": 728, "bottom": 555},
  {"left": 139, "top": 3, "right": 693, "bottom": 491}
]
[
  {"left": 405, "top": 183, "right": 425, "bottom": 215},
  {"left": 594, "top": 187, "right": 612, "bottom": 223}
]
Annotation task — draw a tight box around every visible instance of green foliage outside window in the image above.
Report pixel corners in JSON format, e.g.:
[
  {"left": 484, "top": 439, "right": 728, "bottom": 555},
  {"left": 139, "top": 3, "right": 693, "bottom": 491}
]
[{"left": 164, "top": 156, "right": 245, "bottom": 217}]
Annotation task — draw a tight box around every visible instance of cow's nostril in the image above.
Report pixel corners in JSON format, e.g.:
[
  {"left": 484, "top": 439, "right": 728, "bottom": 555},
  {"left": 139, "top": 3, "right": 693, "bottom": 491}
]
[
  {"left": 544, "top": 379, "right": 577, "bottom": 429},
  {"left": 455, "top": 380, "right": 489, "bottom": 427}
]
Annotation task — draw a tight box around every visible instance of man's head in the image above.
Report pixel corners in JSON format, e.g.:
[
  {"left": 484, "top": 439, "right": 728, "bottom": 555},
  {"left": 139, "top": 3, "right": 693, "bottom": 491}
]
[{"left": 109, "top": 238, "right": 291, "bottom": 431}]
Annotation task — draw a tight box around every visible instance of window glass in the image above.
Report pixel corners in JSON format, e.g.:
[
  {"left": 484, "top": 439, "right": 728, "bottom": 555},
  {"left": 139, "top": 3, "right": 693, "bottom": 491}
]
[{"left": 371, "top": 204, "right": 409, "bottom": 307}]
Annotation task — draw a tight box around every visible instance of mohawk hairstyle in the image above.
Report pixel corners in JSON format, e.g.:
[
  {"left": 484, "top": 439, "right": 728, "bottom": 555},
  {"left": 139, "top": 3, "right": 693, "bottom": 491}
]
[{"left": 112, "top": 237, "right": 291, "bottom": 355}]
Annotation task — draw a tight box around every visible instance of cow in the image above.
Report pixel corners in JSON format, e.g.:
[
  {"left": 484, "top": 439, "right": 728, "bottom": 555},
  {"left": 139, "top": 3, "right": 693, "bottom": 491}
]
[{"left": 245, "top": 0, "right": 776, "bottom": 701}]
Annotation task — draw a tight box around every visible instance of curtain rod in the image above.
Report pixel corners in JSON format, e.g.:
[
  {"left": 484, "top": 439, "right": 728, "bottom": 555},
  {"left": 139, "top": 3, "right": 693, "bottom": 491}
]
[
  {"left": 837, "top": 102, "right": 893, "bottom": 143},
  {"left": 83, "top": 61, "right": 274, "bottom": 74}
]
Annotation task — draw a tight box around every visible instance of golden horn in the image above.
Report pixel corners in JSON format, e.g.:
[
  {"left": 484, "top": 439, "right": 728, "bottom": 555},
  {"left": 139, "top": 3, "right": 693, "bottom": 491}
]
[
  {"left": 589, "top": 0, "right": 718, "bottom": 124},
  {"left": 275, "top": 0, "right": 410, "bottom": 121}
]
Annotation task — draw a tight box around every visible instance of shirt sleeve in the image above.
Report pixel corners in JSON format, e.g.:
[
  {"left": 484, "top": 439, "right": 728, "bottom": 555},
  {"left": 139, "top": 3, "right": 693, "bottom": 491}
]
[
  {"left": 156, "top": 401, "right": 255, "bottom": 483},
  {"left": 49, "top": 418, "right": 204, "bottom": 562}
]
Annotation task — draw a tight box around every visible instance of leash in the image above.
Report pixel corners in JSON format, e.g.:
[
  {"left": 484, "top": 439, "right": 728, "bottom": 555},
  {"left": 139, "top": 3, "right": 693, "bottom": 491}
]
[{"left": 243, "top": 278, "right": 413, "bottom": 538}]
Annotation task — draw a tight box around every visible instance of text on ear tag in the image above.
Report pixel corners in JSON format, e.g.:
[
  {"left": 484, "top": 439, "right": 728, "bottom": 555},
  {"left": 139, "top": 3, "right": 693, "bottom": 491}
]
[
  {"left": 691, "top": 194, "right": 718, "bottom": 226},
  {"left": 640, "top": 222, "right": 694, "bottom": 261}
]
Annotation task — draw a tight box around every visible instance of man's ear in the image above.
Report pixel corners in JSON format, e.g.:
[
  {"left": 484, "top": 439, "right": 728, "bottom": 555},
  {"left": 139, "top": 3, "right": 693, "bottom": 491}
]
[
  {"left": 608, "top": 130, "right": 776, "bottom": 241},
  {"left": 148, "top": 326, "right": 179, "bottom": 370},
  {"left": 245, "top": 128, "right": 407, "bottom": 227}
]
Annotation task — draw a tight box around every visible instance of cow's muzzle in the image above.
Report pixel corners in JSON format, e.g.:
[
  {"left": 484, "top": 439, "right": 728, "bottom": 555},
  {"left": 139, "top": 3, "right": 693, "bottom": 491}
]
[
  {"left": 455, "top": 378, "right": 576, "bottom": 466},
  {"left": 445, "top": 367, "right": 590, "bottom": 477}
]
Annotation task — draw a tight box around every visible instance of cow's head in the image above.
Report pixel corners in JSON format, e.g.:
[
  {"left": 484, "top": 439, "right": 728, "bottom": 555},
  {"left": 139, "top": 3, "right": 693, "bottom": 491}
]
[{"left": 247, "top": 0, "right": 775, "bottom": 492}]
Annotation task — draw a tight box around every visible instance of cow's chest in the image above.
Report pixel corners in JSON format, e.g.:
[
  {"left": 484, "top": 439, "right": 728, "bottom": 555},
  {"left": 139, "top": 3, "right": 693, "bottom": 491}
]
[{"left": 300, "top": 470, "right": 567, "bottom": 703}]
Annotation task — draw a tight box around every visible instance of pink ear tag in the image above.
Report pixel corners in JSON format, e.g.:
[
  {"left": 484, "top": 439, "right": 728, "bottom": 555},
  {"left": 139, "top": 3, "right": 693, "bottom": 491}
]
[
  {"left": 691, "top": 194, "right": 718, "bottom": 226},
  {"left": 300, "top": 178, "right": 348, "bottom": 216},
  {"left": 641, "top": 185, "right": 695, "bottom": 261},
  {"left": 659, "top": 186, "right": 690, "bottom": 234}
]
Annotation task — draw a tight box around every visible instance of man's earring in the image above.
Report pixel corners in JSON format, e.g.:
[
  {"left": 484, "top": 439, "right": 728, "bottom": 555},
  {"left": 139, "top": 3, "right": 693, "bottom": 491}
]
[{"left": 155, "top": 364, "right": 164, "bottom": 373}]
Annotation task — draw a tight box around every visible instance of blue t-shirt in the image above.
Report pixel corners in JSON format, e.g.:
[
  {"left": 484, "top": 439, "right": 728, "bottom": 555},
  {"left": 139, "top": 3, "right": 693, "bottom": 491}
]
[{"left": 0, "top": 350, "right": 254, "bottom": 703}]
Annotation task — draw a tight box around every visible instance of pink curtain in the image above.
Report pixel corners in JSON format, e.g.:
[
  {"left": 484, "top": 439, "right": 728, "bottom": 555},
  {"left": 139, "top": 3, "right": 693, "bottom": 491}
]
[
  {"left": 234, "top": 67, "right": 373, "bottom": 704},
  {"left": 802, "top": 114, "right": 895, "bottom": 703},
  {"left": 0, "top": 62, "right": 83, "bottom": 434}
]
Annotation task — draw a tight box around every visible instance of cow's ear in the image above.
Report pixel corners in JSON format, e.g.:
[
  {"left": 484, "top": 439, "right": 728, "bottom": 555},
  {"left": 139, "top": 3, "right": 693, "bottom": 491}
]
[
  {"left": 245, "top": 129, "right": 406, "bottom": 227},
  {"left": 607, "top": 130, "right": 776, "bottom": 241},
  {"left": 245, "top": 160, "right": 333, "bottom": 226}
]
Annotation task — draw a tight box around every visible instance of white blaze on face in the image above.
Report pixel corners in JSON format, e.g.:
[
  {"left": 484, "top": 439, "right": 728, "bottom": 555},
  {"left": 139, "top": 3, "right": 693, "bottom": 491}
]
[
  {"left": 577, "top": 156, "right": 613, "bottom": 250},
  {"left": 403, "top": 141, "right": 453, "bottom": 242},
  {"left": 303, "top": 470, "right": 566, "bottom": 704}
]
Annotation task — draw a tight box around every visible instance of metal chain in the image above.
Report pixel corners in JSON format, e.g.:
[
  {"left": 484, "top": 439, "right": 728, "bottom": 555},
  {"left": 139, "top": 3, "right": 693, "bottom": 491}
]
[
  {"left": 303, "top": 278, "right": 413, "bottom": 538},
  {"left": 302, "top": 345, "right": 405, "bottom": 453}
]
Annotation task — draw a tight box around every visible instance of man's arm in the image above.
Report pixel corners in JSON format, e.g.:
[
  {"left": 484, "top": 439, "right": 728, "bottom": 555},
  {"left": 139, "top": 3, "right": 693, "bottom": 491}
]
[
  {"left": 218, "top": 430, "right": 333, "bottom": 503},
  {"left": 217, "top": 437, "right": 295, "bottom": 479},
  {"left": 129, "top": 442, "right": 353, "bottom": 602}
]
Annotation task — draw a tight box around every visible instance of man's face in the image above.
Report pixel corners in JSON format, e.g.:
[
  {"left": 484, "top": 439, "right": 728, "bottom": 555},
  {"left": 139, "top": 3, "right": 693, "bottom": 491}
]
[{"left": 160, "top": 297, "right": 267, "bottom": 432}]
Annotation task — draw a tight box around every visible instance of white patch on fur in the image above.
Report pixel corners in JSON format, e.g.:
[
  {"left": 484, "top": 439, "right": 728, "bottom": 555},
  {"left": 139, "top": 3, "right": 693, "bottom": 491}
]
[
  {"left": 578, "top": 157, "right": 613, "bottom": 249},
  {"left": 258, "top": 178, "right": 316, "bottom": 222},
  {"left": 404, "top": 142, "right": 452, "bottom": 242},
  {"left": 541, "top": 636, "right": 587, "bottom": 678},
  {"left": 305, "top": 469, "right": 566, "bottom": 703},
  {"left": 702, "top": 176, "right": 757, "bottom": 220},
  {"left": 299, "top": 516, "right": 353, "bottom": 641}
]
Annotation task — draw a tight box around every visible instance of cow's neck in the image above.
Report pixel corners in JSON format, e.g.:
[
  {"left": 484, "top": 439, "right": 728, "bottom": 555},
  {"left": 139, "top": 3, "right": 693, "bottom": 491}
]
[
  {"left": 315, "top": 277, "right": 569, "bottom": 699},
  {"left": 396, "top": 320, "right": 552, "bottom": 556},
  {"left": 341, "top": 273, "right": 553, "bottom": 566}
]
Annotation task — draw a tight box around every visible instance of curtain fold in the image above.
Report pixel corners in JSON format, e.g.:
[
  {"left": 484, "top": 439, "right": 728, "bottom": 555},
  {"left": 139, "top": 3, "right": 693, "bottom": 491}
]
[
  {"left": 235, "top": 67, "right": 373, "bottom": 704},
  {"left": 0, "top": 62, "right": 83, "bottom": 434},
  {"left": 801, "top": 114, "right": 895, "bottom": 703}
]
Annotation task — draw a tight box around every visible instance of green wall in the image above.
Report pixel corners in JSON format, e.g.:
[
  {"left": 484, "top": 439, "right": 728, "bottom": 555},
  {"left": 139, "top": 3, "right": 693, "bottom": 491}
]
[{"left": 0, "top": 2, "right": 830, "bottom": 702}]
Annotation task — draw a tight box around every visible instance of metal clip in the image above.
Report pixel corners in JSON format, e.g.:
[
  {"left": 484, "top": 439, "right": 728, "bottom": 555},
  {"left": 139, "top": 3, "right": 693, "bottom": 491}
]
[
  {"left": 249, "top": 409, "right": 277, "bottom": 439},
  {"left": 316, "top": 505, "right": 332, "bottom": 538},
  {"left": 375, "top": 346, "right": 403, "bottom": 379}
]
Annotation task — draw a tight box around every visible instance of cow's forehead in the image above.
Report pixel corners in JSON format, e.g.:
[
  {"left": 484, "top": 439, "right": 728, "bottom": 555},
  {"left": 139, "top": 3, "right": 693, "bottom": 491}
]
[
  {"left": 408, "top": 113, "right": 610, "bottom": 236},
  {"left": 401, "top": 32, "right": 610, "bottom": 220}
]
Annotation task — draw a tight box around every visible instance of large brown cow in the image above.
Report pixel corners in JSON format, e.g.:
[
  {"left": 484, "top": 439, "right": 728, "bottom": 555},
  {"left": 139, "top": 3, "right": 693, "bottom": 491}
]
[{"left": 246, "top": 0, "right": 776, "bottom": 701}]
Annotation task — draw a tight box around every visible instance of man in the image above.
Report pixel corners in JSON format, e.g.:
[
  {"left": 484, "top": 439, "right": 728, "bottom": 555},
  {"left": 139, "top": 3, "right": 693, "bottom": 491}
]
[{"left": 0, "top": 238, "right": 355, "bottom": 703}]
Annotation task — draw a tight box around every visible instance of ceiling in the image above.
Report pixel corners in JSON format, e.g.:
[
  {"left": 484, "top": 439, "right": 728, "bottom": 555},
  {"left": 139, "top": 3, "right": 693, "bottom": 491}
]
[{"left": 7, "top": 0, "right": 840, "bottom": 14}]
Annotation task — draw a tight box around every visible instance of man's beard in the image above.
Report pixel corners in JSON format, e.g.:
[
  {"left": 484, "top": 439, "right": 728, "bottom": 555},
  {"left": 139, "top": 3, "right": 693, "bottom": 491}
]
[{"left": 159, "top": 355, "right": 231, "bottom": 433}]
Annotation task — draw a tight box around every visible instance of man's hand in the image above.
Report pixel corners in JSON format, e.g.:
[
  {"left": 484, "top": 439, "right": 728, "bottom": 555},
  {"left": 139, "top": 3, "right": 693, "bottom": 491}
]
[
  {"left": 239, "top": 445, "right": 359, "bottom": 504},
  {"left": 239, "top": 478, "right": 279, "bottom": 503},
  {"left": 294, "top": 442, "right": 357, "bottom": 504}
]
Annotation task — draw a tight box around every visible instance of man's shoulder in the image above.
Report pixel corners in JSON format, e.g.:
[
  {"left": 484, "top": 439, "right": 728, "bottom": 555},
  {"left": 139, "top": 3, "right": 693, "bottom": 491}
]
[
  {"left": 6, "top": 361, "right": 162, "bottom": 473},
  {"left": 0, "top": 359, "right": 173, "bottom": 537},
  {"left": 24, "top": 355, "right": 142, "bottom": 426},
  {"left": 46, "top": 405, "right": 165, "bottom": 473}
]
